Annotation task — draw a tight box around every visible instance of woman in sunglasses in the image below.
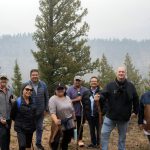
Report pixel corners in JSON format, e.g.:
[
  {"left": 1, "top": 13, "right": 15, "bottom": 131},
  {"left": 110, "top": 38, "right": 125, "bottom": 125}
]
[
  {"left": 49, "top": 83, "right": 76, "bottom": 150},
  {"left": 11, "top": 83, "right": 36, "bottom": 150}
]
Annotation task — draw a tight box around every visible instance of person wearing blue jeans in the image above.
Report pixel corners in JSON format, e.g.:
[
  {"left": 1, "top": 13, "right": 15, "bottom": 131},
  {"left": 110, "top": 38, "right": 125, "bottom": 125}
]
[
  {"left": 28, "top": 69, "right": 49, "bottom": 150},
  {"left": 100, "top": 66, "right": 139, "bottom": 150},
  {"left": 101, "top": 117, "right": 128, "bottom": 150}
]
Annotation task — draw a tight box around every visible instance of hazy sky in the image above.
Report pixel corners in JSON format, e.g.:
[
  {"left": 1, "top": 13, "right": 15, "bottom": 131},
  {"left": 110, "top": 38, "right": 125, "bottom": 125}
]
[{"left": 0, "top": 0, "right": 150, "bottom": 39}]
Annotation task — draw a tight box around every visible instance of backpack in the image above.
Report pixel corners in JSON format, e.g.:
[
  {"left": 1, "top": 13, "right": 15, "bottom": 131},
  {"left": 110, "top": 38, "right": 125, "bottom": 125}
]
[{"left": 16, "top": 97, "right": 22, "bottom": 109}]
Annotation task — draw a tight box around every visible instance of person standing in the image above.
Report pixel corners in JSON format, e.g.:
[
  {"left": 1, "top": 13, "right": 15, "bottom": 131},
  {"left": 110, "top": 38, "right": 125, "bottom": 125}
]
[
  {"left": 82, "top": 76, "right": 104, "bottom": 148},
  {"left": 67, "top": 76, "right": 87, "bottom": 147},
  {"left": 138, "top": 91, "right": 150, "bottom": 143},
  {"left": 0, "top": 73, "right": 13, "bottom": 150},
  {"left": 28, "top": 69, "right": 49, "bottom": 150},
  {"left": 100, "top": 66, "right": 139, "bottom": 150},
  {"left": 49, "top": 83, "right": 76, "bottom": 150},
  {"left": 11, "top": 83, "right": 36, "bottom": 150}
]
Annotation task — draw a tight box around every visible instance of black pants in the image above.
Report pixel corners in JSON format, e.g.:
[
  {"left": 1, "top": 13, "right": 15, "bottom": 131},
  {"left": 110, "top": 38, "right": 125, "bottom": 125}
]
[
  {"left": 87, "top": 116, "right": 100, "bottom": 145},
  {"left": 51, "top": 128, "right": 73, "bottom": 150},
  {"left": 0, "top": 120, "right": 11, "bottom": 150},
  {"left": 17, "top": 130, "right": 34, "bottom": 150},
  {"left": 76, "top": 116, "right": 85, "bottom": 140}
]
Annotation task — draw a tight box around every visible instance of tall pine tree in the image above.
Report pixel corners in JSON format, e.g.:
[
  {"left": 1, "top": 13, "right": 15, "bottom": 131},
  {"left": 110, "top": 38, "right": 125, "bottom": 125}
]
[
  {"left": 98, "top": 54, "right": 115, "bottom": 87},
  {"left": 12, "top": 60, "right": 22, "bottom": 97},
  {"left": 124, "top": 53, "right": 143, "bottom": 95},
  {"left": 32, "top": 0, "right": 97, "bottom": 94}
]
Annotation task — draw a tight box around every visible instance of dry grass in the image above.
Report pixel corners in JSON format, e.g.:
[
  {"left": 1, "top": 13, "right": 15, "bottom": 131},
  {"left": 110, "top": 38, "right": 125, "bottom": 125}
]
[{"left": 10, "top": 117, "right": 150, "bottom": 150}]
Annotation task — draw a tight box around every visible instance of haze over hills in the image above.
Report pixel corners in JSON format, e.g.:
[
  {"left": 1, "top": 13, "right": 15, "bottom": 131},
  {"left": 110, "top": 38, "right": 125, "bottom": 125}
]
[{"left": 0, "top": 33, "right": 150, "bottom": 81}]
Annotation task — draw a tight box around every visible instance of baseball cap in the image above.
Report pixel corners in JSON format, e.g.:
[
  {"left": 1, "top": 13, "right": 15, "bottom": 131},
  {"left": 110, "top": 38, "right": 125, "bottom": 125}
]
[
  {"left": 55, "top": 83, "right": 66, "bottom": 90},
  {"left": 0, "top": 73, "right": 8, "bottom": 80},
  {"left": 74, "top": 75, "right": 82, "bottom": 81}
]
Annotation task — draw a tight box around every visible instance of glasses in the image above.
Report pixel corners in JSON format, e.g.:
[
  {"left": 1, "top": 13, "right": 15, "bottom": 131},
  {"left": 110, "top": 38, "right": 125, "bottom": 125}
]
[{"left": 25, "top": 88, "right": 33, "bottom": 92}]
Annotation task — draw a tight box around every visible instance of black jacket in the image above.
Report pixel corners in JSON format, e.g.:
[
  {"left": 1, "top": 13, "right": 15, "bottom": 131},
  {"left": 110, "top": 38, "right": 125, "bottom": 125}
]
[
  {"left": 102, "top": 79, "right": 139, "bottom": 121},
  {"left": 11, "top": 97, "right": 36, "bottom": 133},
  {"left": 82, "top": 87, "right": 105, "bottom": 119}
]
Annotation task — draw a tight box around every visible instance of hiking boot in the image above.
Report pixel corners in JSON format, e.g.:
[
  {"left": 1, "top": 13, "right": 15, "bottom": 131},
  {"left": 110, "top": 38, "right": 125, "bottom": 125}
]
[{"left": 36, "top": 144, "right": 45, "bottom": 150}]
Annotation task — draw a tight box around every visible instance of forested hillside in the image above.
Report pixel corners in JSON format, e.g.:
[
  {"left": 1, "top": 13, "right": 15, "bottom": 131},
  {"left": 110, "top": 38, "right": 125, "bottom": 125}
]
[{"left": 0, "top": 34, "right": 150, "bottom": 81}]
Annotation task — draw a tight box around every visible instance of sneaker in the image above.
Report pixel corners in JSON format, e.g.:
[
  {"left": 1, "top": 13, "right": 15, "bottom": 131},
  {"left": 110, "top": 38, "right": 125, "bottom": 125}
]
[
  {"left": 36, "top": 144, "right": 45, "bottom": 150},
  {"left": 78, "top": 140, "right": 85, "bottom": 147}
]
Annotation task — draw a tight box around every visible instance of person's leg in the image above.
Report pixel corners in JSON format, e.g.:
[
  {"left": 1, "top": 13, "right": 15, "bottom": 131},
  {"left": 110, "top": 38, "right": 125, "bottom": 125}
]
[
  {"left": 0, "top": 124, "right": 7, "bottom": 150},
  {"left": 76, "top": 116, "right": 83, "bottom": 140},
  {"left": 17, "top": 131, "right": 26, "bottom": 150},
  {"left": 117, "top": 121, "right": 129, "bottom": 150},
  {"left": 87, "top": 116, "right": 97, "bottom": 146},
  {"left": 36, "top": 114, "right": 44, "bottom": 149},
  {"left": 101, "top": 116, "right": 116, "bottom": 150},
  {"left": 95, "top": 117, "right": 100, "bottom": 146},
  {"left": 5, "top": 120, "right": 11, "bottom": 150},
  {"left": 61, "top": 129, "right": 74, "bottom": 150},
  {"left": 26, "top": 132, "right": 34, "bottom": 149},
  {"left": 147, "top": 135, "right": 150, "bottom": 143}
]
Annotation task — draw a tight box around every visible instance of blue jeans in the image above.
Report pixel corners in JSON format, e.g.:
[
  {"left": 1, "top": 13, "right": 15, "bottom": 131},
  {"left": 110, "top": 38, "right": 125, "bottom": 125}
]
[
  {"left": 101, "top": 116, "right": 129, "bottom": 150},
  {"left": 36, "top": 114, "right": 44, "bottom": 145}
]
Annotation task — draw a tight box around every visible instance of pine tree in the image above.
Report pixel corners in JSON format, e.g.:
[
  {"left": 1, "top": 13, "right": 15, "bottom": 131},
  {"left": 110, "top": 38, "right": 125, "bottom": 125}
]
[
  {"left": 124, "top": 53, "right": 143, "bottom": 95},
  {"left": 98, "top": 54, "right": 115, "bottom": 87},
  {"left": 12, "top": 60, "right": 22, "bottom": 97},
  {"left": 32, "top": 0, "right": 98, "bottom": 94}
]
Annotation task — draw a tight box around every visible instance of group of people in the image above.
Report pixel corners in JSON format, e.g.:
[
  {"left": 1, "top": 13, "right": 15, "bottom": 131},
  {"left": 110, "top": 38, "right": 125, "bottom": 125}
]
[{"left": 0, "top": 66, "right": 150, "bottom": 150}]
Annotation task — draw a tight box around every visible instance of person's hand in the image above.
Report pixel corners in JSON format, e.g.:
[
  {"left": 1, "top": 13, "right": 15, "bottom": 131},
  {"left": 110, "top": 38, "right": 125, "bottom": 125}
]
[
  {"left": 55, "top": 119, "right": 61, "bottom": 126},
  {"left": 44, "top": 111, "right": 48, "bottom": 116},
  {"left": 130, "top": 113, "right": 137, "bottom": 119},
  {"left": 76, "top": 96, "right": 82, "bottom": 101},
  {"left": 139, "top": 124, "right": 144, "bottom": 130},
  {"left": 0, "top": 118, "right": 6, "bottom": 125},
  {"left": 94, "top": 93, "right": 100, "bottom": 101}
]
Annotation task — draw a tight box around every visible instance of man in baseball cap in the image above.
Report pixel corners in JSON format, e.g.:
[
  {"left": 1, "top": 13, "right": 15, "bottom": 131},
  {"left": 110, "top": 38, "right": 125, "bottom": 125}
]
[
  {"left": 0, "top": 73, "right": 13, "bottom": 150},
  {"left": 67, "top": 75, "right": 87, "bottom": 147}
]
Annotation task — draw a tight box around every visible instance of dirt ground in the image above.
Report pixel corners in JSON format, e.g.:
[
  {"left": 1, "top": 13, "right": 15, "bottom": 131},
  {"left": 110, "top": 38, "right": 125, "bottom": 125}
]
[{"left": 10, "top": 117, "right": 150, "bottom": 150}]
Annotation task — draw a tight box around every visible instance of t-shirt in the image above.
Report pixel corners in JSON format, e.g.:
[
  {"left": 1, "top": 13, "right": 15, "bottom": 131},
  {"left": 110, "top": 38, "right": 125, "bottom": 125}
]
[
  {"left": 67, "top": 86, "right": 88, "bottom": 116},
  {"left": 49, "top": 95, "right": 74, "bottom": 120}
]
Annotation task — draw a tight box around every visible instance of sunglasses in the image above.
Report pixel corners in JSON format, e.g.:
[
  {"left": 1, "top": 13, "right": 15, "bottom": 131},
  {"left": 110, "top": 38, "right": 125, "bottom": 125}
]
[
  {"left": 75, "top": 79, "right": 81, "bottom": 82},
  {"left": 25, "top": 88, "right": 33, "bottom": 92}
]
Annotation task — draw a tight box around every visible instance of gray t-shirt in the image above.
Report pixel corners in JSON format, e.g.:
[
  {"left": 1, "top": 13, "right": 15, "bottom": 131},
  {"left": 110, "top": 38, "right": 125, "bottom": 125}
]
[{"left": 49, "top": 95, "right": 74, "bottom": 120}]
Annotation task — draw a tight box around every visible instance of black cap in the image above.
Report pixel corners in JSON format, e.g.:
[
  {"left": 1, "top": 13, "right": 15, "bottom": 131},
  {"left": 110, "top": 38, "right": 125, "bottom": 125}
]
[{"left": 55, "top": 83, "right": 66, "bottom": 90}]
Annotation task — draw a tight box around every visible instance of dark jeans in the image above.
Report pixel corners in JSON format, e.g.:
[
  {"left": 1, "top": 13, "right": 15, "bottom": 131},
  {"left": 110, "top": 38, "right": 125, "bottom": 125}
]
[
  {"left": 36, "top": 114, "right": 44, "bottom": 145},
  {"left": 0, "top": 120, "right": 11, "bottom": 150},
  {"left": 76, "top": 116, "right": 85, "bottom": 140},
  {"left": 17, "top": 130, "right": 33, "bottom": 150},
  {"left": 87, "top": 116, "right": 100, "bottom": 145},
  {"left": 51, "top": 129, "right": 73, "bottom": 150}
]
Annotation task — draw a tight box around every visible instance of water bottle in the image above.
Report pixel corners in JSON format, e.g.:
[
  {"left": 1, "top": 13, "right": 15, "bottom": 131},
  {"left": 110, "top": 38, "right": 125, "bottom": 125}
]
[{"left": 74, "top": 128, "right": 77, "bottom": 141}]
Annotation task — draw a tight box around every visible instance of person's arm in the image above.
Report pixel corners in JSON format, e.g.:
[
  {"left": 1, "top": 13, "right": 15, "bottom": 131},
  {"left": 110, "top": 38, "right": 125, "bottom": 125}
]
[
  {"left": 49, "top": 97, "right": 61, "bottom": 125},
  {"left": 132, "top": 86, "right": 139, "bottom": 115},
  {"left": 50, "top": 114, "right": 61, "bottom": 125},
  {"left": 10, "top": 101, "right": 18, "bottom": 121},
  {"left": 138, "top": 95, "right": 144, "bottom": 125},
  {"left": 44, "top": 83, "right": 49, "bottom": 112},
  {"left": 67, "top": 88, "right": 82, "bottom": 103}
]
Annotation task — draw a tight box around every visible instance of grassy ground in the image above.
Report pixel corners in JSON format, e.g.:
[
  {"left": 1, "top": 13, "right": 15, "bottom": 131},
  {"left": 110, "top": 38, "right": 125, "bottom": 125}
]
[{"left": 10, "top": 117, "right": 150, "bottom": 150}]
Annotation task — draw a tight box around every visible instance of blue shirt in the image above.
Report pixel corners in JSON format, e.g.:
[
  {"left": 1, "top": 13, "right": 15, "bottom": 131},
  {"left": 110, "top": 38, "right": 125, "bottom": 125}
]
[
  {"left": 67, "top": 85, "right": 88, "bottom": 116},
  {"left": 90, "top": 88, "right": 97, "bottom": 116}
]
